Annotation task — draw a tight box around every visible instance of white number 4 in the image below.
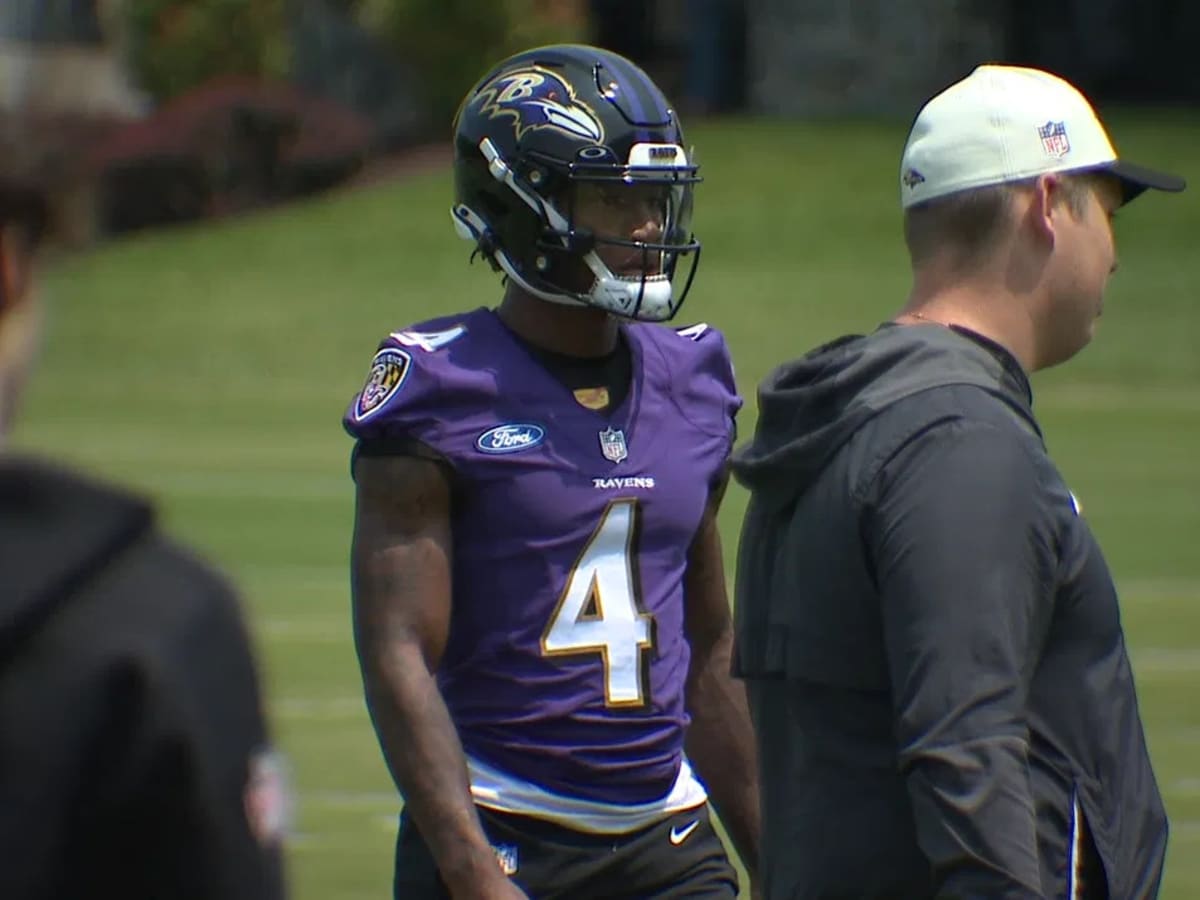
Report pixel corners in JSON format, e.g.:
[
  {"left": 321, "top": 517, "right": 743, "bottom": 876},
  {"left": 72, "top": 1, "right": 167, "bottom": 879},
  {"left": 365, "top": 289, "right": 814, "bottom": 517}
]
[{"left": 541, "top": 500, "right": 654, "bottom": 708}]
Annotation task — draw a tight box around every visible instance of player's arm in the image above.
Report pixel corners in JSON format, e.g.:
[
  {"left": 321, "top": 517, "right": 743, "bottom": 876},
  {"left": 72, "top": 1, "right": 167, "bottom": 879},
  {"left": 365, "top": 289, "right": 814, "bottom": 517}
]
[
  {"left": 868, "top": 420, "right": 1054, "bottom": 898},
  {"left": 351, "top": 453, "right": 523, "bottom": 899},
  {"left": 682, "top": 465, "right": 762, "bottom": 885}
]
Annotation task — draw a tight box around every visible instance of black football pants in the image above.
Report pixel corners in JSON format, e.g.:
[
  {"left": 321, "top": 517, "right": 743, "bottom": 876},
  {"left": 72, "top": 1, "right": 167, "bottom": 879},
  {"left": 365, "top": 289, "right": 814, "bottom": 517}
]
[{"left": 393, "top": 804, "right": 739, "bottom": 899}]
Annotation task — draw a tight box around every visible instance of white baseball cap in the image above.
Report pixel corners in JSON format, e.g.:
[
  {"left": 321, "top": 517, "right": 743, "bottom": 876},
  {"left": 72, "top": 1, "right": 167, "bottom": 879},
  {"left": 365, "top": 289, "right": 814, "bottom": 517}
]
[{"left": 899, "top": 64, "right": 1185, "bottom": 209}]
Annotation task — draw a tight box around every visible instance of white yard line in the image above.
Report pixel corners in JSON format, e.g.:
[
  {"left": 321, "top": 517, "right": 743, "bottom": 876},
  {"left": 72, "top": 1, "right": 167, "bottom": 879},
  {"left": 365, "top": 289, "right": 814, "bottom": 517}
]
[
  {"left": 1170, "top": 821, "right": 1200, "bottom": 841},
  {"left": 261, "top": 617, "right": 348, "bottom": 641},
  {"left": 235, "top": 563, "right": 347, "bottom": 585},
  {"left": 1128, "top": 648, "right": 1200, "bottom": 674},
  {"left": 276, "top": 696, "right": 364, "bottom": 720},
  {"left": 1038, "top": 384, "right": 1200, "bottom": 414},
  {"left": 298, "top": 790, "right": 398, "bottom": 812},
  {"left": 1119, "top": 578, "right": 1200, "bottom": 602}
]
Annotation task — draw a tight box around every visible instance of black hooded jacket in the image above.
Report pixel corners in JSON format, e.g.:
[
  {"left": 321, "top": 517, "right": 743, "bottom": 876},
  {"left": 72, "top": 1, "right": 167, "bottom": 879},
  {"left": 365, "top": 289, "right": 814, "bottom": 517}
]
[
  {"left": 732, "top": 324, "right": 1165, "bottom": 900},
  {"left": 0, "top": 456, "right": 285, "bottom": 900}
]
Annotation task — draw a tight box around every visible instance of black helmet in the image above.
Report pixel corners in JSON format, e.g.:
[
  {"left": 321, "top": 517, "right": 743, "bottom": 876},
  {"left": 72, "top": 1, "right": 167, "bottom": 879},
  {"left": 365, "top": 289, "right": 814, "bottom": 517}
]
[{"left": 451, "top": 44, "right": 700, "bottom": 322}]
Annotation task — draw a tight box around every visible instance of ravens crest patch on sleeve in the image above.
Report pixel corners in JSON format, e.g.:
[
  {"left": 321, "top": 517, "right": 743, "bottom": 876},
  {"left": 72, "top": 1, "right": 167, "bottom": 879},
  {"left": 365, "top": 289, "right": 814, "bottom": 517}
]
[{"left": 354, "top": 347, "right": 412, "bottom": 421}]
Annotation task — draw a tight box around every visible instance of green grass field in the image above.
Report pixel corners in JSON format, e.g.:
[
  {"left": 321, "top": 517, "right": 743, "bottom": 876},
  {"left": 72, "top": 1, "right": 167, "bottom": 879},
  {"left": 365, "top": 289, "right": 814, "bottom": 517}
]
[{"left": 13, "top": 115, "right": 1200, "bottom": 898}]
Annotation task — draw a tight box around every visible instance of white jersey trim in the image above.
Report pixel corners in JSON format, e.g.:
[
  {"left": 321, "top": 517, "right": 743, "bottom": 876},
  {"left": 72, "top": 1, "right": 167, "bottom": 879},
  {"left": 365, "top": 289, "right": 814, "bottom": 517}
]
[{"left": 466, "top": 755, "right": 708, "bottom": 834}]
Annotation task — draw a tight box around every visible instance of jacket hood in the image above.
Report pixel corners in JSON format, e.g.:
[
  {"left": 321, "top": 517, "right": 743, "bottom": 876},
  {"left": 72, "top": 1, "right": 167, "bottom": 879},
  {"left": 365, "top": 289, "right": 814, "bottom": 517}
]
[
  {"left": 0, "top": 456, "right": 153, "bottom": 661},
  {"left": 731, "top": 324, "right": 1033, "bottom": 507}
]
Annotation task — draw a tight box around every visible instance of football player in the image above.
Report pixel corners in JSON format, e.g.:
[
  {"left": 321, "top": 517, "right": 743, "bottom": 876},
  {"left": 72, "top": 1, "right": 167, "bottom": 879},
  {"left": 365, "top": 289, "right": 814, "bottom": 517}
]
[{"left": 345, "top": 44, "right": 759, "bottom": 899}]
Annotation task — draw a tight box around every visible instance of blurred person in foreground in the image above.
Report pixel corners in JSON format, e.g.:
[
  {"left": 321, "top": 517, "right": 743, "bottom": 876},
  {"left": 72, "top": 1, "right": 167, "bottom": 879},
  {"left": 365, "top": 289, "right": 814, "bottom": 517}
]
[
  {"left": 344, "top": 43, "right": 759, "bottom": 899},
  {"left": 733, "top": 64, "right": 1184, "bottom": 899},
  {"left": 0, "top": 4, "right": 287, "bottom": 898}
]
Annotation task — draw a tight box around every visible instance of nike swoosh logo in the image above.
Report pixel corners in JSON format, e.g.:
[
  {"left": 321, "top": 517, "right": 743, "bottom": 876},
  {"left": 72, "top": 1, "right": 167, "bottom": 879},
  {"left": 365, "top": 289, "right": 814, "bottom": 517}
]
[{"left": 669, "top": 820, "right": 700, "bottom": 845}]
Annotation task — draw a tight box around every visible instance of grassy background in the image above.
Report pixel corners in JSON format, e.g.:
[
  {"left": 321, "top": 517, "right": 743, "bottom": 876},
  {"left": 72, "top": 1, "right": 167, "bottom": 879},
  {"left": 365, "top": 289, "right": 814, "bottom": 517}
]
[{"left": 13, "top": 114, "right": 1200, "bottom": 898}]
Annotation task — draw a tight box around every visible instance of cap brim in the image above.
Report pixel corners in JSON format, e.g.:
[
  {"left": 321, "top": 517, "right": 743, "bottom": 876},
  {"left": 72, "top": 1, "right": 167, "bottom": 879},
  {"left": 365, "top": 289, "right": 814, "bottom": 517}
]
[{"left": 1106, "top": 160, "right": 1187, "bottom": 204}]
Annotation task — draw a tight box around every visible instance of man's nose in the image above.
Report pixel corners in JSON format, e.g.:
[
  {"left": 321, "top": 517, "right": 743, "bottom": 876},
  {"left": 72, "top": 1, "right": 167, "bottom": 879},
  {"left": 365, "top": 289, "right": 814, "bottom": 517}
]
[{"left": 629, "top": 204, "right": 664, "bottom": 242}]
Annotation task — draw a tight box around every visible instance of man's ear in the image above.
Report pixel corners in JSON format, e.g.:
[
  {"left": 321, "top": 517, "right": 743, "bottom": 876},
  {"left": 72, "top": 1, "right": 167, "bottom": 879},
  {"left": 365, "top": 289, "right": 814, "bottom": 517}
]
[
  {"left": 0, "top": 225, "right": 35, "bottom": 317},
  {"left": 0, "top": 227, "right": 13, "bottom": 315},
  {"left": 1027, "top": 173, "right": 1064, "bottom": 248}
]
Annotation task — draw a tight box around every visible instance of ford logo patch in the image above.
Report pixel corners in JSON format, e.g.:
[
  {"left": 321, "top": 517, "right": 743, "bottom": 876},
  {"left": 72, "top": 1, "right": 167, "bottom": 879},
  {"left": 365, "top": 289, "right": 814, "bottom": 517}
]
[{"left": 476, "top": 423, "right": 545, "bottom": 455}]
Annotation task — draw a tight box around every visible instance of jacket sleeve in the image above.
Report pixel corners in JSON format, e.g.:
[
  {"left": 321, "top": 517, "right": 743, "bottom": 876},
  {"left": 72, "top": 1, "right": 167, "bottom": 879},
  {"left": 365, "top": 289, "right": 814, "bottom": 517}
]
[
  {"left": 864, "top": 419, "right": 1057, "bottom": 899},
  {"left": 101, "top": 542, "right": 288, "bottom": 900}
]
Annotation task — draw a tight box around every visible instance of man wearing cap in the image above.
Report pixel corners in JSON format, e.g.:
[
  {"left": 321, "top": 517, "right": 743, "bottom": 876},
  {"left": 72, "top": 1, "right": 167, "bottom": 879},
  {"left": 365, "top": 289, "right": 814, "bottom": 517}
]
[
  {"left": 0, "top": 4, "right": 286, "bottom": 897},
  {"left": 731, "top": 64, "right": 1184, "bottom": 899}
]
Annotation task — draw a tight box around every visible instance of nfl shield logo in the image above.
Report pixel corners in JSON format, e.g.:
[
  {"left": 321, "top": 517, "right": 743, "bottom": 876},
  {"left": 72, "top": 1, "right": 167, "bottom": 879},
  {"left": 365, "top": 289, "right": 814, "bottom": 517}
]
[
  {"left": 1037, "top": 121, "right": 1071, "bottom": 158},
  {"left": 598, "top": 426, "right": 628, "bottom": 463}
]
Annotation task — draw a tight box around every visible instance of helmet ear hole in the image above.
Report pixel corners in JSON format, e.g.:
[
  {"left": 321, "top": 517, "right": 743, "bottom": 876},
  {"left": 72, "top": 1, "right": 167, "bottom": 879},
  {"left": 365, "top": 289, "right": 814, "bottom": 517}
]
[{"left": 476, "top": 192, "right": 507, "bottom": 220}]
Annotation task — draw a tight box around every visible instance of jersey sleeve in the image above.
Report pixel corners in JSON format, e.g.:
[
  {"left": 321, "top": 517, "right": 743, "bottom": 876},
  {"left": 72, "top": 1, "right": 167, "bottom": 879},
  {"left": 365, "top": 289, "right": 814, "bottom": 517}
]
[
  {"left": 341, "top": 322, "right": 476, "bottom": 455},
  {"left": 95, "top": 538, "right": 287, "bottom": 900},
  {"left": 157, "top": 558, "right": 288, "bottom": 900},
  {"left": 672, "top": 322, "right": 743, "bottom": 448}
]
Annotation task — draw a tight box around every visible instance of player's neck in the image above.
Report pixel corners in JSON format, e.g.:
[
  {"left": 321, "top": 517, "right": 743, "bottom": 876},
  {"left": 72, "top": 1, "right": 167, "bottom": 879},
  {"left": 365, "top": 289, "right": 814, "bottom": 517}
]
[{"left": 496, "top": 289, "right": 620, "bottom": 358}]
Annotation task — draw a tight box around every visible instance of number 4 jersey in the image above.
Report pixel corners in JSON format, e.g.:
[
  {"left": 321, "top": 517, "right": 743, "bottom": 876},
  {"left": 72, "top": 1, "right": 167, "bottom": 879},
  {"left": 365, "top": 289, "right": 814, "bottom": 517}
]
[{"left": 343, "top": 307, "right": 740, "bottom": 820}]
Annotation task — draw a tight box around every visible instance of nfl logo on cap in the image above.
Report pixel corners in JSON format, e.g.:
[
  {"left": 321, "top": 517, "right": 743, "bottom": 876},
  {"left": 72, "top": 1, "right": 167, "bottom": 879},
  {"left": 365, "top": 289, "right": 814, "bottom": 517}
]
[
  {"left": 1037, "top": 121, "right": 1071, "bottom": 159},
  {"left": 898, "top": 65, "right": 1186, "bottom": 209}
]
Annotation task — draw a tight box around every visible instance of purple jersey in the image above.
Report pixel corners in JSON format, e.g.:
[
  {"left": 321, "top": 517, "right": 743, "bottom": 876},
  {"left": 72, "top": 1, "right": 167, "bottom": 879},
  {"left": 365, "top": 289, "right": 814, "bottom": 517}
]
[{"left": 344, "top": 308, "right": 740, "bottom": 805}]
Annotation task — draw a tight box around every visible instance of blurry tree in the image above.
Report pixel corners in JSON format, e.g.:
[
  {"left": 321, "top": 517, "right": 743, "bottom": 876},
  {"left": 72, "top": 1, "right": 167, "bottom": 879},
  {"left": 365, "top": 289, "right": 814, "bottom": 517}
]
[
  {"left": 122, "top": 0, "right": 583, "bottom": 132},
  {"left": 360, "top": 0, "right": 586, "bottom": 130},
  {"left": 126, "top": 0, "right": 291, "bottom": 100}
]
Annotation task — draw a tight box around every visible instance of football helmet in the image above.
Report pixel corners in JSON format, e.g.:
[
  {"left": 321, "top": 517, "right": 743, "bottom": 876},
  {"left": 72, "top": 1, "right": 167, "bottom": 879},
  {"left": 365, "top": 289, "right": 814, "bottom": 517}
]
[{"left": 451, "top": 44, "right": 700, "bottom": 322}]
